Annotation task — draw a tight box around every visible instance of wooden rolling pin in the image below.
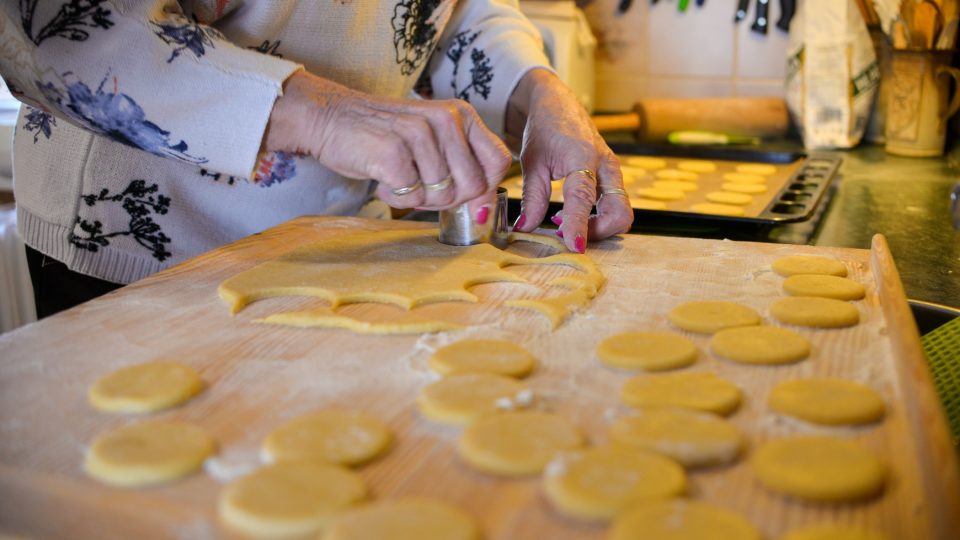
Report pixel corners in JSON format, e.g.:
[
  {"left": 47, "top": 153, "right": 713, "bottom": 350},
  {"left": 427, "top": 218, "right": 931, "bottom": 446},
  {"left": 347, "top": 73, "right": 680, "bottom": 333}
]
[{"left": 592, "top": 96, "right": 789, "bottom": 141}]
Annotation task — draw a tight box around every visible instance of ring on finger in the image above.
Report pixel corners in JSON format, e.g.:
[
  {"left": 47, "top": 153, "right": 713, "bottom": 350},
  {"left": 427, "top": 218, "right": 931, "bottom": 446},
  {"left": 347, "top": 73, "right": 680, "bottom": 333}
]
[
  {"left": 391, "top": 181, "right": 423, "bottom": 196},
  {"left": 555, "top": 168, "right": 597, "bottom": 183},
  {"left": 599, "top": 187, "right": 628, "bottom": 197},
  {"left": 425, "top": 176, "right": 453, "bottom": 192}
]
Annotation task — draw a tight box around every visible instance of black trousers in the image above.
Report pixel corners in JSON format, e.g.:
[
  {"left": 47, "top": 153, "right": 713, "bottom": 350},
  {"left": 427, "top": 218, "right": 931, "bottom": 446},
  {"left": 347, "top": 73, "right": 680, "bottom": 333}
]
[{"left": 24, "top": 246, "right": 124, "bottom": 319}]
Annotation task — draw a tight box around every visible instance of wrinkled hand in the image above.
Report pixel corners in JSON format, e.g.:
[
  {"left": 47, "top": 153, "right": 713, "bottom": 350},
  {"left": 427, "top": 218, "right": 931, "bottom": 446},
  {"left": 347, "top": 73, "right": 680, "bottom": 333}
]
[
  {"left": 508, "top": 69, "right": 633, "bottom": 253},
  {"left": 264, "top": 71, "right": 511, "bottom": 214}
]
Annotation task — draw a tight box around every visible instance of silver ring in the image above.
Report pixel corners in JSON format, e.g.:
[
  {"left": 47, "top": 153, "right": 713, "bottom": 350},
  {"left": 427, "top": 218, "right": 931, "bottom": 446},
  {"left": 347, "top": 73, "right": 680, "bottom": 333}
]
[
  {"left": 425, "top": 176, "right": 453, "bottom": 192},
  {"left": 599, "top": 187, "right": 628, "bottom": 197},
  {"left": 391, "top": 181, "right": 422, "bottom": 196}
]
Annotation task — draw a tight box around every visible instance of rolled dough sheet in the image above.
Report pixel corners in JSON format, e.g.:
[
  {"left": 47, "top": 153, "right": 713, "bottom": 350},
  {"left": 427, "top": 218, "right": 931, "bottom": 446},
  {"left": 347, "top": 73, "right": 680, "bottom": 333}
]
[
  {"left": 219, "top": 461, "right": 366, "bottom": 538},
  {"left": 88, "top": 361, "right": 203, "bottom": 413},
  {"left": 84, "top": 420, "right": 215, "bottom": 487},
  {"left": 262, "top": 410, "right": 392, "bottom": 467}
]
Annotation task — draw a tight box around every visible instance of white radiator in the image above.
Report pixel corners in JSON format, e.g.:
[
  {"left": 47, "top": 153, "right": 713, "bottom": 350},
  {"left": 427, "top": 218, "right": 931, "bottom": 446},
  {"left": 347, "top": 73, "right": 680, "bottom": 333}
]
[{"left": 0, "top": 205, "right": 36, "bottom": 333}]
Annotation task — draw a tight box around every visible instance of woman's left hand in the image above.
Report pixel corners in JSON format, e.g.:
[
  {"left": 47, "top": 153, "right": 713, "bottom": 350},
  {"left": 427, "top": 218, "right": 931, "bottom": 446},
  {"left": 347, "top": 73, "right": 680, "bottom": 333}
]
[{"left": 507, "top": 69, "right": 633, "bottom": 253}]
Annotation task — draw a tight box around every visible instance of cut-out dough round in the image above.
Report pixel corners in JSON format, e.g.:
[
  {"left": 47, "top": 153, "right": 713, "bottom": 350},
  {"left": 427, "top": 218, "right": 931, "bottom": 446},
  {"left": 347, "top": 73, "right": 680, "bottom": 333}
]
[
  {"left": 668, "top": 301, "right": 761, "bottom": 334},
  {"left": 783, "top": 274, "right": 865, "bottom": 300},
  {"left": 634, "top": 198, "right": 668, "bottom": 210},
  {"left": 752, "top": 436, "right": 886, "bottom": 502},
  {"left": 88, "top": 361, "right": 203, "bottom": 413},
  {"left": 769, "top": 379, "right": 885, "bottom": 425},
  {"left": 736, "top": 163, "right": 777, "bottom": 175},
  {"left": 771, "top": 255, "right": 848, "bottom": 277},
  {"left": 770, "top": 297, "right": 860, "bottom": 328},
  {"left": 323, "top": 498, "right": 479, "bottom": 540},
  {"left": 623, "top": 156, "right": 667, "bottom": 170},
  {"left": 263, "top": 410, "right": 391, "bottom": 466},
  {"left": 706, "top": 191, "right": 753, "bottom": 206},
  {"left": 621, "top": 372, "right": 741, "bottom": 415},
  {"left": 636, "top": 187, "right": 686, "bottom": 201},
  {"left": 710, "top": 326, "right": 810, "bottom": 365},
  {"left": 690, "top": 203, "right": 746, "bottom": 216},
  {"left": 458, "top": 410, "right": 583, "bottom": 476},
  {"left": 219, "top": 461, "right": 366, "bottom": 538},
  {"left": 428, "top": 339, "right": 536, "bottom": 378},
  {"left": 84, "top": 420, "right": 215, "bottom": 487},
  {"left": 655, "top": 169, "right": 700, "bottom": 181},
  {"left": 610, "top": 409, "right": 743, "bottom": 468},
  {"left": 609, "top": 499, "right": 761, "bottom": 540},
  {"left": 417, "top": 373, "right": 527, "bottom": 425},
  {"left": 722, "top": 172, "right": 766, "bottom": 184},
  {"left": 543, "top": 446, "right": 686, "bottom": 521},
  {"left": 596, "top": 331, "right": 698, "bottom": 371},
  {"left": 678, "top": 160, "right": 717, "bottom": 173},
  {"left": 620, "top": 165, "right": 649, "bottom": 181},
  {"left": 652, "top": 180, "right": 699, "bottom": 192},
  {"left": 780, "top": 524, "right": 888, "bottom": 540},
  {"left": 722, "top": 182, "right": 767, "bottom": 194}
]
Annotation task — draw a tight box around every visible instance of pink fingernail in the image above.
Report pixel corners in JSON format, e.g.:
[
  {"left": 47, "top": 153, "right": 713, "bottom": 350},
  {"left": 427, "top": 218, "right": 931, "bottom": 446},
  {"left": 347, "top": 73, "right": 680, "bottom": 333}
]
[
  {"left": 512, "top": 213, "right": 526, "bottom": 232},
  {"left": 476, "top": 206, "right": 490, "bottom": 225},
  {"left": 575, "top": 234, "right": 586, "bottom": 254},
  {"left": 556, "top": 229, "right": 564, "bottom": 238},
  {"left": 550, "top": 214, "right": 563, "bottom": 226}
]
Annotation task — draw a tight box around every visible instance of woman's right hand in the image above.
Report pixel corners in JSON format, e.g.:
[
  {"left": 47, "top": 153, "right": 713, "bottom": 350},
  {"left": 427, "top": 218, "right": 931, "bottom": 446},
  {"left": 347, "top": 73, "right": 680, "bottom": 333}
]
[{"left": 263, "top": 70, "right": 512, "bottom": 213}]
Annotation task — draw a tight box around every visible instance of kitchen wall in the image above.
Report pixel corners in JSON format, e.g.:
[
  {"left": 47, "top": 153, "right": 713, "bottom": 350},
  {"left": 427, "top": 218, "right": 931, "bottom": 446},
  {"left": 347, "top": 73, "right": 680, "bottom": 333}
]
[{"left": 584, "top": 0, "right": 794, "bottom": 112}]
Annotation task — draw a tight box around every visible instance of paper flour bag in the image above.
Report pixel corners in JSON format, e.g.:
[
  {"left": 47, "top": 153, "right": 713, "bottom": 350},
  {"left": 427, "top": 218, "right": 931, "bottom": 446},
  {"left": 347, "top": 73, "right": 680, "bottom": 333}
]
[{"left": 786, "top": 0, "right": 880, "bottom": 148}]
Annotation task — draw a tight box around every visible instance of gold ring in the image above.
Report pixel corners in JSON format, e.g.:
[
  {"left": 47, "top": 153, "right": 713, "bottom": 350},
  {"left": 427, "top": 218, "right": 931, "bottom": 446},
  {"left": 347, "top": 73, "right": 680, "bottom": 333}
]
[
  {"left": 553, "top": 168, "right": 597, "bottom": 183},
  {"left": 425, "top": 176, "right": 453, "bottom": 192},
  {"left": 599, "top": 187, "right": 628, "bottom": 197},
  {"left": 391, "top": 181, "right": 422, "bottom": 196}
]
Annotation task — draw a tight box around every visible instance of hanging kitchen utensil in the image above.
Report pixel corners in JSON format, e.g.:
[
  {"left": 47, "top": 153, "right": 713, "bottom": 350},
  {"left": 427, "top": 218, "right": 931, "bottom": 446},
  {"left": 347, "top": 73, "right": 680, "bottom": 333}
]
[
  {"left": 776, "top": 0, "right": 797, "bottom": 31},
  {"left": 914, "top": 0, "right": 944, "bottom": 48},
  {"left": 751, "top": 0, "right": 771, "bottom": 34},
  {"left": 735, "top": 0, "right": 750, "bottom": 22}
]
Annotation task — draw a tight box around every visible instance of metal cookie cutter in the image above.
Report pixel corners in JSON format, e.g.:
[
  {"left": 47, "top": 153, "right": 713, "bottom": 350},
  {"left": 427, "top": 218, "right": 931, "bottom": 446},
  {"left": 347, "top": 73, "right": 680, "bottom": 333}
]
[{"left": 438, "top": 187, "right": 509, "bottom": 247}]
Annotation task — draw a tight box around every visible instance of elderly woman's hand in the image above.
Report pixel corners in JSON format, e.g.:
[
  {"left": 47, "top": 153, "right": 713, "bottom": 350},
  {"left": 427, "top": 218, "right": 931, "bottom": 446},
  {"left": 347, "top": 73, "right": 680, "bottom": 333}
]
[
  {"left": 507, "top": 69, "right": 633, "bottom": 253},
  {"left": 265, "top": 70, "right": 511, "bottom": 215}
]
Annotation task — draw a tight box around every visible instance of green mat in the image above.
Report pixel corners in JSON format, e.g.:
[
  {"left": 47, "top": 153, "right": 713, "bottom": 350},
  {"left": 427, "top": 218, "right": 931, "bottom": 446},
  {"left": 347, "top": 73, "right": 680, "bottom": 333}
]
[{"left": 922, "top": 317, "right": 960, "bottom": 446}]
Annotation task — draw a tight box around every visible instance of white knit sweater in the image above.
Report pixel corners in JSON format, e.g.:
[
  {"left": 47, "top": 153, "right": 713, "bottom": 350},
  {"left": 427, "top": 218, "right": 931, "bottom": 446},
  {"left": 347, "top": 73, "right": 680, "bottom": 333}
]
[{"left": 0, "top": 0, "right": 549, "bottom": 283}]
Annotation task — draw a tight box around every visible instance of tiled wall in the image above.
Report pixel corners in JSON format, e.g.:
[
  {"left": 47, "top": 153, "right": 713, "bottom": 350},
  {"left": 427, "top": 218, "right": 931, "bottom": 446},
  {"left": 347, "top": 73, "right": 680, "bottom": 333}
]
[{"left": 584, "top": 0, "right": 794, "bottom": 112}]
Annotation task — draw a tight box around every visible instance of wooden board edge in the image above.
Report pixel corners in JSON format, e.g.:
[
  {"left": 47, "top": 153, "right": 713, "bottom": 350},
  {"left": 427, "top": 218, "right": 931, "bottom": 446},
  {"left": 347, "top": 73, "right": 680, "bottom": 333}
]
[{"left": 871, "top": 233, "right": 960, "bottom": 539}]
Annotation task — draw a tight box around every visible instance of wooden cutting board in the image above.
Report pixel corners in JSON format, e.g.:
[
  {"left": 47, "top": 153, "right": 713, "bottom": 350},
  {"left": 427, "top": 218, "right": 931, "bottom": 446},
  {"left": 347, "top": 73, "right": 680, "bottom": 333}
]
[{"left": 0, "top": 216, "right": 957, "bottom": 540}]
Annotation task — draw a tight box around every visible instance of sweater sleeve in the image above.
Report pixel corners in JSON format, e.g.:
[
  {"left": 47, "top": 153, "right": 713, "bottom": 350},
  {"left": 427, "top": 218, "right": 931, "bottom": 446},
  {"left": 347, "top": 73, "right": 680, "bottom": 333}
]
[
  {"left": 0, "top": 0, "right": 302, "bottom": 179},
  {"left": 425, "top": 0, "right": 553, "bottom": 138}
]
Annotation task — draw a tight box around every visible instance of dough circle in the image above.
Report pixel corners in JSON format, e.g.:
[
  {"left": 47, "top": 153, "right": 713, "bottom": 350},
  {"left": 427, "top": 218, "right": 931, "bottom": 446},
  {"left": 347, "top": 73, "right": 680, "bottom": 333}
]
[
  {"left": 678, "top": 160, "right": 718, "bottom": 173},
  {"left": 751, "top": 436, "right": 886, "bottom": 502},
  {"left": 88, "top": 361, "right": 203, "bottom": 413},
  {"left": 722, "top": 172, "right": 766, "bottom": 184},
  {"left": 417, "top": 373, "right": 527, "bottom": 425},
  {"left": 637, "top": 187, "right": 686, "bottom": 201},
  {"left": 722, "top": 182, "right": 767, "bottom": 194},
  {"left": 428, "top": 339, "right": 536, "bottom": 378},
  {"left": 596, "top": 331, "right": 698, "bottom": 371},
  {"left": 779, "top": 524, "right": 888, "bottom": 540},
  {"left": 710, "top": 326, "right": 810, "bottom": 365},
  {"left": 219, "top": 461, "right": 366, "bottom": 538},
  {"left": 769, "top": 378, "right": 885, "bottom": 425},
  {"left": 655, "top": 169, "right": 700, "bottom": 181},
  {"left": 690, "top": 203, "right": 746, "bottom": 216},
  {"left": 543, "top": 446, "right": 686, "bottom": 521},
  {"left": 323, "top": 498, "right": 479, "bottom": 540},
  {"left": 458, "top": 410, "right": 583, "bottom": 476},
  {"left": 84, "top": 420, "right": 215, "bottom": 487},
  {"left": 783, "top": 274, "right": 866, "bottom": 300},
  {"left": 736, "top": 163, "right": 777, "bottom": 175},
  {"left": 621, "top": 372, "right": 741, "bottom": 415},
  {"left": 652, "top": 180, "right": 699, "bottom": 192},
  {"left": 609, "top": 499, "right": 761, "bottom": 540},
  {"left": 610, "top": 409, "right": 743, "bottom": 468},
  {"left": 634, "top": 199, "right": 668, "bottom": 210},
  {"left": 263, "top": 410, "right": 391, "bottom": 466},
  {"left": 668, "top": 301, "right": 762, "bottom": 334},
  {"left": 623, "top": 156, "right": 667, "bottom": 170},
  {"left": 706, "top": 191, "right": 753, "bottom": 206},
  {"left": 771, "top": 255, "right": 848, "bottom": 277},
  {"left": 770, "top": 297, "right": 860, "bottom": 328}
]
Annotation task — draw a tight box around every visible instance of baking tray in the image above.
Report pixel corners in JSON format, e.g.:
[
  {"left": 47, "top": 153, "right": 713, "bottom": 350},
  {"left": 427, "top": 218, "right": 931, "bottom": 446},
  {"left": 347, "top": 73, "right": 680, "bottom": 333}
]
[{"left": 499, "top": 143, "right": 841, "bottom": 225}]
